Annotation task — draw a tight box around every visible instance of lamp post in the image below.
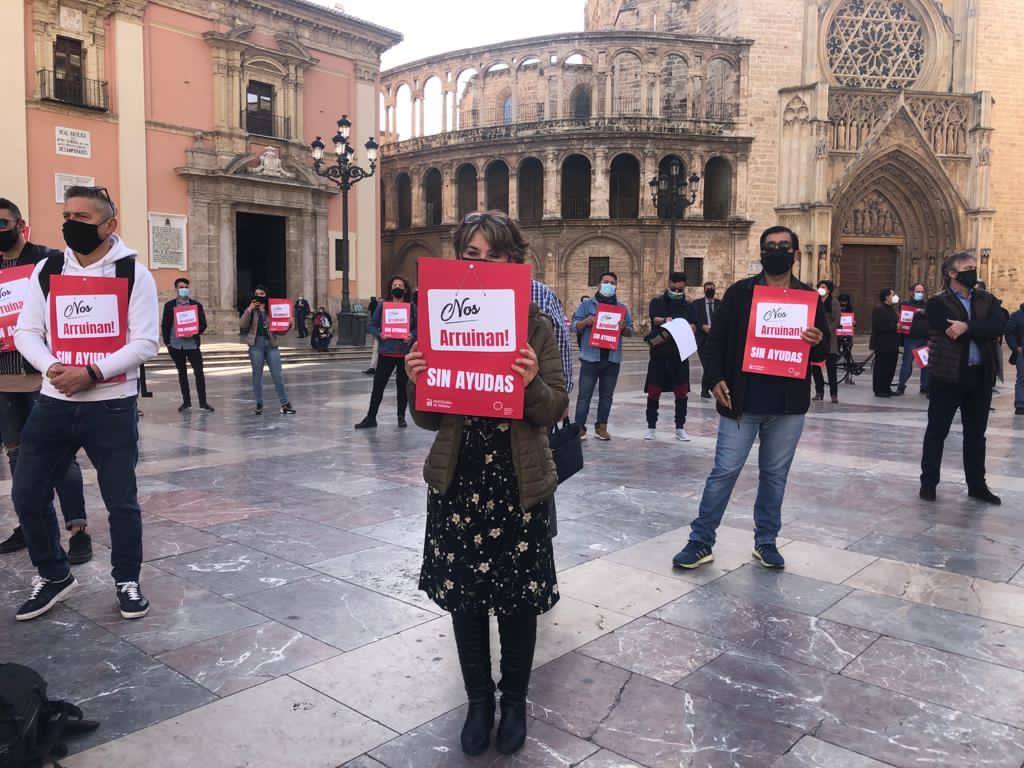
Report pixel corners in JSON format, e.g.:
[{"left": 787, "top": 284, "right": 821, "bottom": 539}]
[
  {"left": 310, "top": 115, "right": 378, "bottom": 317},
  {"left": 649, "top": 159, "right": 701, "bottom": 275}
]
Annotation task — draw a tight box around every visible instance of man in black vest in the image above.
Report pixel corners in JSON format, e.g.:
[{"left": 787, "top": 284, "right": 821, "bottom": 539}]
[
  {"left": 920, "top": 251, "right": 1006, "bottom": 504},
  {"left": 691, "top": 280, "right": 721, "bottom": 398}
]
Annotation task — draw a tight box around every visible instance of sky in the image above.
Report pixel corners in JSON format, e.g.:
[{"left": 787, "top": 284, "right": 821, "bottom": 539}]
[{"left": 323, "top": 0, "right": 587, "bottom": 69}]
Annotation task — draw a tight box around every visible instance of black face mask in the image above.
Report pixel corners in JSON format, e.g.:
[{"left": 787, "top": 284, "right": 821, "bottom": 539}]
[
  {"left": 254, "top": 295, "right": 268, "bottom": 306},
  {"left": 62, "top": 219, "right": 106, "bottom": 255},
  {"left": 391, "top": 287, "right": 405, "bottom": 299},
  {"left": 956, "top": 269, "right": 979, "bottom": 289},
  {"left": 704, "top": 289, "right": 715, "bottom": 299},
  {"left": 0, "top": 228, "right": 19, "bottom": 252},
  {"left": 761, "top": 247, "right": 795, "bottom": 276}
]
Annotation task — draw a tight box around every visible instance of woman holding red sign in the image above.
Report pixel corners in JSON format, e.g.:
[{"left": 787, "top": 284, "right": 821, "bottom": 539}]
[
  {"left": 355, "top": 276, "right": 414, "bottom": 429},
  {"left": 405, "top": 212, "right": 567, "bottom": 757}
]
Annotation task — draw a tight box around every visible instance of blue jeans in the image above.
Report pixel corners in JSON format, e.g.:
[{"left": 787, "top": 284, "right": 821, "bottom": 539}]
[
  {"left": 898, "top": 337, "right": 928, "bottom": 391},
  {"left": 690, "top": 413, "right": 805, "bottom": 547},
  {"left": 0, "top": 391, "right": 86, "bottom": 528},
  {"left": 575, "top": 360, "right": 620, "bottom": 427},
  {"left": 14, "top": 396, "right": 141, "bottom": 582},
  {"left": 249, "top": 337, "right": 289, "bottom": 405},
  {"left": 1015, "top": 355, "right": 1023, "bottom": 409}
]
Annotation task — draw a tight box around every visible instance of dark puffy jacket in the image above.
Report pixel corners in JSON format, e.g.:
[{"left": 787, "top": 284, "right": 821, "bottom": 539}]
[
  {"left": 704, "top": 274, "right": 829, "bottom": 419},
  {"left": 870, "top": 304, "right": 899, "bottom": 353},
  {"left": 161, "top": 299, "right": 207, "bottom": 347},
  {"left": 905, "top": 298, "right": 929, "bottom": 339},
  {"left": 926, "top": 289, "right": 1006, "bottom": 387}
]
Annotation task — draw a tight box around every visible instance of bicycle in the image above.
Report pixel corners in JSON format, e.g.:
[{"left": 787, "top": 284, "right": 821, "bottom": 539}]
[{"left": 837, "top": 338, "right": 874, "bottom": 384}]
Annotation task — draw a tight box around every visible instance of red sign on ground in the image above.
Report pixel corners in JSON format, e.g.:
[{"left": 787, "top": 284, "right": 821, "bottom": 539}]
[
  {"left": 589, "top": 305, "right": 626, "bottom": 350},
  {"left": 741, "top": 285, "right": 819, "bottom": 380},
  {"left": 173, "top": 304, "right": 200, "bottom": 337},
  {"left": 0, "top": 264, "right": 36, "bottom": 352},
  {"left": 268, "top": 299, "right": 291, "bottom": 333},
  {"left": 49, "top": 274, "right": 129, "bottom": 383},
  {"left": 381, "top": 302, "right": 411, "bottom": 340},
  {"left": 415, "top": 257, "right": 531, "bottom": 419}
]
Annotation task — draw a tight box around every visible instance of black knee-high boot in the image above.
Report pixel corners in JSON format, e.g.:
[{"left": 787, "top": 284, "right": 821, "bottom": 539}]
[
  {"left": 451, "top": 612, "right": 495, "bottom": 755},
  {"left": 496, "top": 612, "right": 537, "bottom": 755}
]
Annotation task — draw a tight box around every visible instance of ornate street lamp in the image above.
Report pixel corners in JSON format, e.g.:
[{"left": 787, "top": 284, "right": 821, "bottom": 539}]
[
  {"left": 649, "top": 159, "right": 701, "bottom": 275},
  {"left": 310, "top": 115, "right": 378, "bottom": 324}
]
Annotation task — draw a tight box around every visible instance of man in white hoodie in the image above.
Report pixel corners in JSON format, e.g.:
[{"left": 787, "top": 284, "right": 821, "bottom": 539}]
[{"left": 12, "top": 186, "right": 158, "bottom": 621}]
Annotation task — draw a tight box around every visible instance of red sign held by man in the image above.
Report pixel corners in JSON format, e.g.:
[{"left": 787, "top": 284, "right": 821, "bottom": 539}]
[
  {"left": 381, "top": 302, "right": 411, "bottom": 339},
  {"left": 836, "top": 312, "right": 855, "bottom": 337},
  {"left": 897, "top": 304, "right": 917, "bottom": 335},
  {"left": 0, "top": 264, "right": 36, "bottom": 352},
  {"left": 741, "top": 285, "right": 819, "bottom": 380},
  {"left": 589, "top": 305, "right": 627, "bottom": 350},
  {"left": 415, "top": 257, "right": 531, "bottom": 419},
  {"left": 173, "top": 304, "right": 200, "bottom": 338},
  {"left": 48, "top": 274, "right": 129, "bottom": 383},
  {"left": 268, "top": 299, "right": 292, "bottom": 333}
]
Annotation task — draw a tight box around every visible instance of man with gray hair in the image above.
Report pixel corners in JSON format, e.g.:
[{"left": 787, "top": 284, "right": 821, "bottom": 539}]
[{"left": 919, "top": 251, "right": 1006, "bottom": 504}]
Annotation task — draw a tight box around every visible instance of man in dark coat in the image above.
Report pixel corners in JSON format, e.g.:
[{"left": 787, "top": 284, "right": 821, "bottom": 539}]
[
  {"left": 870, "top": 288, "right": 900, "bottom": 397},
  {"left": 644, "top": 272, "right": 692, "bottom": 441},
  {"left": 919, "top": 251, "right": 1006, "bottom": 504},
  {"left": 294, "top": 295, "right": 311, "bottom": 338},
  {"left": 690, "top": 280, "right": 721, "bottom": 398},
  {"left": 161, "top": 277, "right": 213, "bottom": 412},
  {"left": 1006, "top": 302, "right": 1024, "bottom": 416}
]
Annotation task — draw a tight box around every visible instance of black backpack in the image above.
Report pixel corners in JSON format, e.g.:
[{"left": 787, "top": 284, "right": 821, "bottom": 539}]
[
  {"left": 38, "top": 253, "right": 136, "bottom": 299},
  {"left": 0, "top": 663, "right": 98, "bottom": 768}
]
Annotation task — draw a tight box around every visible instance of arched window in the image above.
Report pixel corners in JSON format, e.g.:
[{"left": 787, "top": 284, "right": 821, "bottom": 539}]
[
  {"left": 703, "top": 157, "right": 732, "bottom": 220},
  {"left": 396, "top": 173, "right": 412, "bottom": 229},
  {"left": 486, "top": 161, "right": 510, "bottom": 213},
  {"left": 518, "top": 157, "right": 544, "bottom": 224},
  {"left": 703, "top": 60, "right": 737, "bottom": 120},
  {"left": 611, "top": 51, "right": 643, "bottom": 114},
  {"left": 422, "top": 76, "right": 443, "bottom": 136},
  {"left": 394, "top": 83, "right": 413, "bottom": 140},
  {"left": 609, "top": 154, "right": 640, "bottom": 219},
  {"left": 423, "top": 168, "right": 443, "bottom": 226},
  {"left": 656, "top": 155, "right": 687, "bottom": 220},
  {"left": 561, "top": 154, "right": 591, "bottom": 219},
  {"left": 456, "top": 164, "right": 478, "bottom": 220},
  {"left": 503, "top": 96, "right": 513, "bottom": 125},
  {"left": 569, "top": 85, "right": 592, "bottom": 119},
  {"left": 660, "top": 54, "right": 689, "bottom": 118}
]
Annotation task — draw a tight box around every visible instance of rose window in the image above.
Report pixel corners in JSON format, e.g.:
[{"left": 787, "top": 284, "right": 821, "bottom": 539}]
[{"left": 826, "top": 0, "right": 926, "bottom": 90}]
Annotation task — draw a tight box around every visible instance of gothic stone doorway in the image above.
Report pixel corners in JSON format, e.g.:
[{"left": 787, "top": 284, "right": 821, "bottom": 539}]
[{"left": 839, "top": 243, "right": 899, "bottom": 334}]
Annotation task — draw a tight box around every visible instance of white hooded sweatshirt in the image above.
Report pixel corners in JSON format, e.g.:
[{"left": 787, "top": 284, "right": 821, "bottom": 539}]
[{"left": 14, "top": 235, "right": 159, "bottom": 401}]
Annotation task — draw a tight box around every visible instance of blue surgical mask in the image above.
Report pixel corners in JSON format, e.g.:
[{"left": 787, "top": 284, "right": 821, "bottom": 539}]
[
  {"left": 599, "top": 283, "right": 616, "bottom": 297},
  {"left": 913, "top": 291, "right": 924, "bottom": 302},
  {"left": 177, "top": 287, "right": 190, "bottom": 298}
]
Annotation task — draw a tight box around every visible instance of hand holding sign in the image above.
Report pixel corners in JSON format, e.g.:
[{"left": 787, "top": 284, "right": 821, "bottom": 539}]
[
  {"left": 405, "top": 341, "right": 426, "bottom": 383},
  {"left": 511, "top": 345, "right": 539, "bottom": 386},
  {"left": 741, "top": 285, "right": 820, "bottom": 379},
  {"left": 801, "top": 327, "right": 824, "bottom": 345}
]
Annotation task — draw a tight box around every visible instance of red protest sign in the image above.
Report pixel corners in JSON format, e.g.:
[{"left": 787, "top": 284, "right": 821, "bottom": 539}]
[
  {"left": 381, "top": 302, "right": 411, "bottom": 339},
  {"left": 741, "top": 285, "right": 819, "bottom": 380},
  {"left": 0, "top": 264, "right": 36, "bottom": 352},
  {"left": 913, "top": 345, "right": 929, "bottom": 368},
  {"left": 897, "top": 304, "right": 917, "bottom": 335},
  {"left": 415, "top": 257, "right": 531, "bottom": 419},
  {"left": 268, "top": 299, "right": 291, "bottom": 333},
  {"left": 173, "top": 304, "right": 200, "bottom": 338},
  {"left": 49, "top": 274, "right": 129, "bottom": 383},
  {"left": 836, "top": 312, "right": 855, "bottom": 337},
  {"left": 589, "top": 305, "right": 626, "bottom": 350}
]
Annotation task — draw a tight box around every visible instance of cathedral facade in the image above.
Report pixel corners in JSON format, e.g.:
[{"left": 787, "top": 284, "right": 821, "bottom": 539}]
[{"left": 379, "top": 0, "right": 1023, "bottom": 324}]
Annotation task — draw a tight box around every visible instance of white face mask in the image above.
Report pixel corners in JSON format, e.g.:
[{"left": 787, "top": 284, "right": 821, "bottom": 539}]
[
  {"left": 891, "top": 294, "right": 900, "bottom": 305},
  {"left": 817, "top": 286, "right": 828, "bottom": 297}
]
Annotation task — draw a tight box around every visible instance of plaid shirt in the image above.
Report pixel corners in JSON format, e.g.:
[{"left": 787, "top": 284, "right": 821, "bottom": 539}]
[{"left": 531, "top": 279, "right": 573, "bottom": 393}]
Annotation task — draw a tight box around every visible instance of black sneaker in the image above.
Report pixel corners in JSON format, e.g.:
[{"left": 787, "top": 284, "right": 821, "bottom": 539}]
[
  {"left": 753, "top": 543, "right": 785, "bottom": 569},
  {"left": 116, "top": 581, "right": 150, "bottom": 619},
  {"left": 16, "top": 573, "right": 77, "bottom": 621},
  {"left": 0, "top": 525, "right": 26, "bottom": 554},
  {"left": 178, "top": 402, "right": 192, "bottom": 412},
  {"left": 968, "top": 487, "right": 1002, "bottom": 505},
  {"left": 280, "top": 402, "right": 296, "bottom": 415},
  {"left": 253, "top": 403, "right": 264, "bottom": 415},
  {"left": 919, "top": 485, "right": 936, "bottom": 501},
  {"left": 199, "top": 403, "right": 215, "bottom": 412},
  {"left": 354, "top": 417, "right": 378, "bottom": 429},
  {"left": 363, "top": 367, "right": 375, "bottom": 376},
  {"left": 397, "top": 417, "right": 407, "bottom": 429},
  {"left": 67, "top": 530, "right": 93, "bottom": 565},
  {"left": 1016, "top": 407, "right": 1024, "bottom": 416},
  {"left": 672, "top": 541, "right": 714, "bottom": 569}
]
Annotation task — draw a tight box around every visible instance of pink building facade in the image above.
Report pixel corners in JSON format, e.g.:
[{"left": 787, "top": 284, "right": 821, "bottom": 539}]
[{"left": 2, "top": 0, "right": 399, "bottom": 330}]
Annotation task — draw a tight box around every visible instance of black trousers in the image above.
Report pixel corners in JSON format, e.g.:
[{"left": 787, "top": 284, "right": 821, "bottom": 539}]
[
  {"left": 367, "top": 355, "right": 408, "bottom": 419},
  {"left": 873, "top": 348, "right": 898, "bottom": 394},
  {"left": 168, "top": 347, "right": 207, "bottom": 406},
  {"left": 812, "top": 353, "right": 839, "bottom": 397},
  {"left": 921, "top": 366, "right": 992, "bottom": 490},
  {"left": 697, "top": 341, "right": 714, "bottom": 394}
]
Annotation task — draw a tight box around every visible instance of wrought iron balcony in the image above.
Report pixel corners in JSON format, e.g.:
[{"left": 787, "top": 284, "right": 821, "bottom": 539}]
[
  {"left": 242, "top": 110, "right": 291, "bottom": 140},
  {"left": 37, "top": 70, "right": 108, "bottom": 111}
]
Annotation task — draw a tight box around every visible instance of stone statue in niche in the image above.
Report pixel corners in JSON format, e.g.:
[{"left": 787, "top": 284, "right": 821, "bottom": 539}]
[{"left": 843, "top": 192, "right": 900, "bottom": 237}]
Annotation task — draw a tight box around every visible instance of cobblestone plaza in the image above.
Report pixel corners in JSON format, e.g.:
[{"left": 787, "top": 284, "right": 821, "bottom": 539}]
[{"left": 2, "top": 346, "right": 1022, "bottom": 767}]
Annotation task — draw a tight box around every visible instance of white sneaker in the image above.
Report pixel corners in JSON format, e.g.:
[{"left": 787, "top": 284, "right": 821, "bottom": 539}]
[
  {"left": 643, "top": 428, "right": 656, "bottom": 441},
  {"left": 676, "top": 428, "right": 691, "bottom": 442}
]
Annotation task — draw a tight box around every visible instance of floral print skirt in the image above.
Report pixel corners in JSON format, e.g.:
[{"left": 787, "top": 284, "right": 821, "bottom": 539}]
[{"left": 419, "top": 418, "right": 559, "bottom": 616}]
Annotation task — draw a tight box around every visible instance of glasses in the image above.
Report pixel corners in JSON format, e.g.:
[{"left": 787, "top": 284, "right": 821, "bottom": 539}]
[
  {"left": 763, "top": 242, "right": 793, "bottom": 254},
  {"left": 65, "top": 186, "right": 118, "bottom": 217},
  {"left": 462, "top": 211, "right": 510, "bottom": 225}
]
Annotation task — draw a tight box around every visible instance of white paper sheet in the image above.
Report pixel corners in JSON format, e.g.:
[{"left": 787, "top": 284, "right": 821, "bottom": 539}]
[{"left": 663, "top": 317, "right": 698, "bottom": 362}]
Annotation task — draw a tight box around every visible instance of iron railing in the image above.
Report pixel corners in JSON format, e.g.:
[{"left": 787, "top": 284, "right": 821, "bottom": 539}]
[
  {"left": 242, "top": 110, "right": 291, "bottom": 139},
  {"left": 38, "top": 70, "right": 108, "bottom": 111}
]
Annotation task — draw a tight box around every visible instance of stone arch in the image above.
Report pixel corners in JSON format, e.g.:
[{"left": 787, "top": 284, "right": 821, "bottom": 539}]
[
  {"left": 561, "top": 154, "right": 592, "bottom": 219},
  {"left": 455, "top": 163, "right": 478, "bottom": 220},
  {"left": 392, "top": 241, "right": 437, "bottom": 286},
  {"left": 559, "top": 232, "right": 642, "bottom": 310},
  {"left": 656, "top": 155, "right": 688, "bottom": 219},
  {"left": 568, "top": 84, "right": 593, "bottom": 119},
  {"left": 703, "top": 157, "right": 732, "bottom": 220},
  {"left": 703, "top": 57, "right": 737, "bottom": 118},
  {"left": 485, "top": 159, "right": 510, "bottom": 212},
  {"left": 611, "top": 50, "right": 644, "bottom": 114},
  {"left": 422, "top": 167, "right": 443, "bottom": 226},
  {"left": 518, "top": 157, "right": 544, "bottom": 224},
  {"left": 660, "top": 52, "right": 689, "bottom": 118},
  {"left": 395, "top": 172, "right": 412, "bottom": 230},
  {"left": 609, "top": 153, "right": 641, "bottom": 219}
]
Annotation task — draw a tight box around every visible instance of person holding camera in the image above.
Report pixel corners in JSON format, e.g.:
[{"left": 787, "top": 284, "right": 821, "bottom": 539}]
[{"left": 240, "top": 286, "right": 295, "bottom": 415}]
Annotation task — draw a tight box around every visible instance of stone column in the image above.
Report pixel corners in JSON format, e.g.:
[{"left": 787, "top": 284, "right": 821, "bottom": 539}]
[
  {"left": 383, "top": 175, "right": 398, "bottom": 230},
  {"left": 543, "top": 150, "right": 560, "bottom": 220},
  {"left": 592, "top": 147, "right": 609, "bottom": 219},
  {"left": 113, "top": 10, "right": 150, "bottom": 263},
  {"left": 476, "top": 167, "right": 486, "bottom": 211},
  {"left": 690, "top": 153, "right": 706, "bottom": 220},
  {"left": 508, "top": 170, "right": 519, "bottom": 220},
  {"left": 411, "top": 167, "right": 425, "bottom": 227},
  {"left": 217, "top": 201, "right": 235, "bottom": 314},
  {"left": 417, "top": 96, "right": 426, "bottom": 138},
  {"left": 0, "top": 0, "right": 29, "bottom": 218},
  {"left": 442, "top": 165, "right": 457, "bottom": 224},
  {"left": 641, "top": 151, "right": 657, "bottom": 218}
]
